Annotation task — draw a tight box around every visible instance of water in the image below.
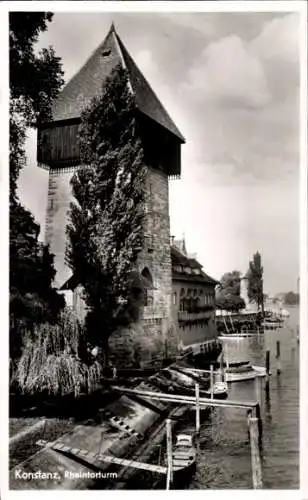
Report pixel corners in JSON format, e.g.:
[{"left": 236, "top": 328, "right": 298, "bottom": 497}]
[
  {"left": 125, "top": 308, "right": 299, "bottom": 489},
  {"left": 184, "top": 306, "right": 299, "bottom": 489}
]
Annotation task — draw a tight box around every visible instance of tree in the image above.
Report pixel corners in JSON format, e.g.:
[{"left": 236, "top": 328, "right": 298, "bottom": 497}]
[
  {"left": 67, "top": 65, "right": 147, "bottom": 360},
  {"left": 10, "top": 12, "right": 64, "bottom": 201},
  {"left": 9, "top": 13, "right": 65, "bottom": 359},
  {"left": 216, "top": 271, "right": 245, "bottom": 312},
  {"left": 284, "top": 291, "right": 299, "bottom": 305},
  {"left": 247, "top": 251, "right": 264, "bottom": 316}
]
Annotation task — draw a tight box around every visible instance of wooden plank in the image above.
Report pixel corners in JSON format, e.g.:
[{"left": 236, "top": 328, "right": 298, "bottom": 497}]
[
  {"left": 210, "top": 365, "right": 214, "bottom": 399},
  {"left": 248, "top": 417, "right": 263, "bottom": 489},
  {"left": 166, "top": 418, "right": 173, "bottom": 489},
  {"left": 111, "top": 386, "right": 257, "bottom": 409},
  {"left": 36, "top": 440, "right": 167, "bottom": 474},
  {"left": 195, "top": 383, "right": 200, "bottom": 433}
]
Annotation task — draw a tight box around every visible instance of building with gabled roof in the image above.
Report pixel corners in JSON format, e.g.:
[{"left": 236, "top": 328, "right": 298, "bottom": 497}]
[{"left": 171, "top": 239, "right": 219, "bottom": 348}]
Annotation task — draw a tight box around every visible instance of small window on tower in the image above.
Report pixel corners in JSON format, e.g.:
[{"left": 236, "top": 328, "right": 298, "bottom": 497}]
[
  {"left": 145, "top": 234, "right": 154, "bottom": 252},
  {"left": 102, "top": 49, "right": 111, "bottom": 57},
  {"left": 142, "top": 268, "right": 154, "bottom": 306}
]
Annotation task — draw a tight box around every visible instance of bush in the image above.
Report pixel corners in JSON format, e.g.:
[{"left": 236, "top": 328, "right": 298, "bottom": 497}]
[{"left": 14, "top": 309, "right": 102, "bottom": 397}]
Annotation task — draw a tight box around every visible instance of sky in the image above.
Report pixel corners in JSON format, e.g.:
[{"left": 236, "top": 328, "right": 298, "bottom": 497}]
[{"left": 18, "top": 10, "right": 301, "bottom": 295}]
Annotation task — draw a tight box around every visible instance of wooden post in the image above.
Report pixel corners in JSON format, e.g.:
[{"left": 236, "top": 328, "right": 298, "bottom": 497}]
[
  {"left": 247, "top": 409, "right": 252, "bottom": 440},
  {"left": 255, "top": 375, "right": 261, "bottom": 404},
  {"left": 210, "top": 365, "right": 214, "bottom": 399},
  {"left": 195, "top": 383, "right": 200, "bottom": 434},
  {"left": 225, "top": 344, "right": 229, "bottom": 370},
  {"left": 166, "top": 419, "right": 173, "bottom": 490},
  {"left": 229, "top": 314, "right": 235, "bottom": 332},
  {"left": 220, "top": 354, "right": 225, "bottom": 382},
  {"left": 255, "top": 403, "right": 263, "bottom": 451},
  {"left": 99, "top": 430, "right": 104, "bottom": 454},
  {"left": 223, "top": 315, "right": 229, "bottom": 333},
  {"left": 248, "top": 417, "right": 263, "bottom": 489},
  {"left": 276, "top": 341, "right": 281, "bottom": 375},
  {"left": 265, "top": 350, "right": 270, "bottom": 398}
]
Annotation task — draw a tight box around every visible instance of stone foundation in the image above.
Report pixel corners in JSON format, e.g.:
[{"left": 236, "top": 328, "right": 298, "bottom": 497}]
[{"left": 108, "top": 320, "right": 174, "bottom": 368}]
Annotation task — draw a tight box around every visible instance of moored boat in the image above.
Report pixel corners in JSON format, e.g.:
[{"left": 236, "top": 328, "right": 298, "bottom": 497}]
[
  {"left": 180, "top": 362, "right": 266, "bottom": 383},
  {"left": 225, "top": 361, "right": 266, "bottom": 382},
  {"left": 161, "top": 368, "right": 212, "bottom": 397},
  {"left": 164, "top": 433, "right": 196, "bottom": 486},
  {"left": 203, "top": 381, "right": 228, "bottom": 399},
  {"left": 262, "top": 311, "right": 284, "bottom": 329}
]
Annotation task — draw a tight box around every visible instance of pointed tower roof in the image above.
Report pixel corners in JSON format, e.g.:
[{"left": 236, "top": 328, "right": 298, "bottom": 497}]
[{"left": 52, "top": 25, "right": 185, "bottom": 143}]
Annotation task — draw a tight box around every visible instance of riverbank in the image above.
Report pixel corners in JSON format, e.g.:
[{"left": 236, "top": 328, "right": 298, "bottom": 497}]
[{"left": 9, "top": 341, "right": 222, "bottom": 490}]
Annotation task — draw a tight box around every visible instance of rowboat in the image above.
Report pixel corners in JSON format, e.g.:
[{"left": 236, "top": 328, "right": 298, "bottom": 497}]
[
  {"left": 165, "top": 433, "right": 196, "bottom": 486},
  {"left": 225, "top": 362, "right": 266, "bottom": 382},
  {"left": 180, "top": 362, "right": 266, "bottom": 383},
  {"left": 204, "top": 381, "right": 228, "bottom": 399},
  {"left": 161, "top": 368, "right": 209, "bottom": 394}
]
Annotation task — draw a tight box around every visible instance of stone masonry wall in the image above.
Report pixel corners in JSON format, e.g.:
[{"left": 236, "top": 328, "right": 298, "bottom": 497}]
[
  {"left": 140, "top": 166, "right": 177, "bottom": 356},
  {"left": 109, "top": 166, "right": 177, "bottom": 366},
  {"left": 46, "top": 162, "right": 177, "bottom": 366}
]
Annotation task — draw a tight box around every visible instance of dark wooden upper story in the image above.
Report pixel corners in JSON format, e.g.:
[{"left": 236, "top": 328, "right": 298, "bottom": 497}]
[{"left": 37, "top": 24, "right": 184, "bottom": 177}]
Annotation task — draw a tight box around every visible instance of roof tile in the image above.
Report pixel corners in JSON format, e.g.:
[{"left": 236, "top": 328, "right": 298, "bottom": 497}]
[
  {"left": 52, "top": 25, "right": 185, "bottom": 143},
  {"left": 171, "top": 246, "right": 218, "bottom": 285}
]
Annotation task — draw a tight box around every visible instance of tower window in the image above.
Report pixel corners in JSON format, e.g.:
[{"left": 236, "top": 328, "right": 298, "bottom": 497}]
[
  {"left": 144, "top": 288, "right": 153, "bottom": 306},
  {"left": 102, "top": 49, "right": 111, "bottom": 57},
  {"left": 145, "top": 234, "right": 154, "bottom": 252},
  {"left": 141, "top": 267, "right": 153, "bottom": 306}
]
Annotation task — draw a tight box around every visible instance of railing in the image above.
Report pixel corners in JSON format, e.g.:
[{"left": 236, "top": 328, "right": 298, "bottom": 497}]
[{"left": 178, "top": 310, "right": 213, "bottom": 322}]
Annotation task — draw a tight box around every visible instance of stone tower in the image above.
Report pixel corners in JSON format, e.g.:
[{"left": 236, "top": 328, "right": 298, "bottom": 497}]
[
  {"left": 37, "top": 25, "right": 185, "bottom": 364},
  {"left": 240, "top": 276, "right": 257, "bottom": 312}
]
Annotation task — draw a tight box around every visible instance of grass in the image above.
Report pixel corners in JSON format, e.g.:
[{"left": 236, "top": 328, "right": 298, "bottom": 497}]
[{"left": 9, "top": 417, "right": 75, "bottom": 470}]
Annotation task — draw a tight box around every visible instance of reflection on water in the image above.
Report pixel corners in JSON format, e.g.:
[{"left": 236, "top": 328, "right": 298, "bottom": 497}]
[{"left": 185, "top": 307, "right": 299, "bottom": 489}]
